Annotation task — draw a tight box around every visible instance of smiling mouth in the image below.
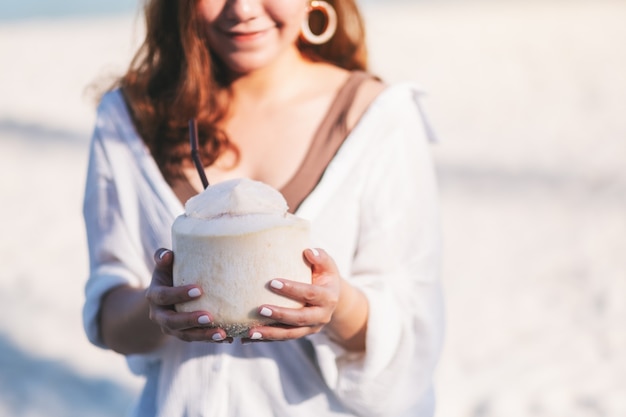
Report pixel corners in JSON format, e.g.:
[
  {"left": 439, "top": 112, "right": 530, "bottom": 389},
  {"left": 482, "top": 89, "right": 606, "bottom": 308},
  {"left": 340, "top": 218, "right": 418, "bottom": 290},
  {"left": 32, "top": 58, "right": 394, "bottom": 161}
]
[{"left": 225, "top": 28, "right": 271, "bottom": 42}]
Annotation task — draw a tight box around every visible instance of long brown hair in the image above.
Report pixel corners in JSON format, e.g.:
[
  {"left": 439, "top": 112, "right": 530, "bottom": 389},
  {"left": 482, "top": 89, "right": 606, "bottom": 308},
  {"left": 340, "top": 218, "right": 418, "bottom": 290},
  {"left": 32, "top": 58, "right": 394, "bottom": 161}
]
[{"left": 120, "top": 0, "right": 368, "bottom": 182}]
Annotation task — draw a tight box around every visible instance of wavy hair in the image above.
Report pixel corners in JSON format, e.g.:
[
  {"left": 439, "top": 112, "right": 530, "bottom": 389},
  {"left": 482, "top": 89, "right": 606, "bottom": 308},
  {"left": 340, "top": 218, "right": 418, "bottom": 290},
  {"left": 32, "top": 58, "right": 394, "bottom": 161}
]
[{"left": 120, "top": 0, "right": 368, "bottom": 182}]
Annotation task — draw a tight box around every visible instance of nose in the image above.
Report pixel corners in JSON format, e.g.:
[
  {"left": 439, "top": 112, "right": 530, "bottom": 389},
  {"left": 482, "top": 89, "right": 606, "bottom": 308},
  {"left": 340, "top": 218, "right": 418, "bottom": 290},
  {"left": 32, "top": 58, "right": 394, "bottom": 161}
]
[{"left": 224, "top": 0, "right": 260, "bottom": 22}]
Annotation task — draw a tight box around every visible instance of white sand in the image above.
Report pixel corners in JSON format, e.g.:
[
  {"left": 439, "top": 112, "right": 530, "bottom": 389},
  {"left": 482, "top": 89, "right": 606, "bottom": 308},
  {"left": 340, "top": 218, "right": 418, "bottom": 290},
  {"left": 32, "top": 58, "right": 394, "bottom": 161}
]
[{"left": 1, "top": 1, "right": 625, "bottom": 416}]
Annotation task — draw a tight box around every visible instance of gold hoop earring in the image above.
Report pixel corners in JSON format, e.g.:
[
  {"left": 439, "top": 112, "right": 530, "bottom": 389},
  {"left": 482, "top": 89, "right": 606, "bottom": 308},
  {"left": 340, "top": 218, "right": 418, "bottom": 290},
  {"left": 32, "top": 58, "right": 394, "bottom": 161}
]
[{"left": 300, "top": 0, "right": 337, "bottom": 45}]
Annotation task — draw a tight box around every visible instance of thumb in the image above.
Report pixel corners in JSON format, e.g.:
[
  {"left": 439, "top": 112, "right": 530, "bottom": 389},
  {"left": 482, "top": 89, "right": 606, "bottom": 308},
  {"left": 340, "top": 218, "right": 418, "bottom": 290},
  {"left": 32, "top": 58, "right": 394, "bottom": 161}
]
[
  {"left": 304, "top": 248, "right": 338, "bottom": 278},
  {"left": 152, "top": 248, "right": 174, "bottom": 286}
]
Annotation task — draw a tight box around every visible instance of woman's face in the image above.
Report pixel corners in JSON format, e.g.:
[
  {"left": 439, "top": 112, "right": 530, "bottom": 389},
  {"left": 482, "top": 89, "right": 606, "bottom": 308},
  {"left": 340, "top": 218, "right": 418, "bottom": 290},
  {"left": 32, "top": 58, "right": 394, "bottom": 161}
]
[{"left": 197, "top": 0, "right": 309, "bottom": 74}]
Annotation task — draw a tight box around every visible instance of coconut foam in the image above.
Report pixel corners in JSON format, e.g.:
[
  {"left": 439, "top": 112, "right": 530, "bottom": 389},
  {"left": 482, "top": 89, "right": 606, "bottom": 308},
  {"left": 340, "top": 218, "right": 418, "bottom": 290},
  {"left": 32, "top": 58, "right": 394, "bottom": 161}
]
[
  {"left": 176, "top": 178, "right": 296, "bottom": 237},
  {"left": 185, "top": 178, "right": 288, "bottom": 220}
]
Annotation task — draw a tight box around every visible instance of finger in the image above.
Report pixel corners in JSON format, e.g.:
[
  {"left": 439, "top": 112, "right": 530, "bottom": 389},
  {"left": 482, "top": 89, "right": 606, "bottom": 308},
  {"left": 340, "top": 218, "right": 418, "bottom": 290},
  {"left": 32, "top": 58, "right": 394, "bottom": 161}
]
[
  {"left": 257, "top": 303, "right": 331, "bottom": 328},
  {"left": 148, "top": 248, "right": 203, "bottom": 306},
  {"left": 267, "top": 278, "right": 337, "bottom": 308},
  {"left": 149, "top": 306, "right": 234, "bottom": 343},
  {"left": 154, "top": 247, "right": 173, "bottom": 264},
  {"left": 169, "top": 326, "right": 233, "bottom": 344},
  {"left": 151, "top": 308, "right": 213, "bottom": 331},
  {"left": 146, "top": 282, "right": 203, "bottom": 307},
  {"left": 152, "top": 248, "right": 174, "bottom": 287},
  {"left": 243, "top": 324, "right": 321, "bottom": 343},
  {"left": 304, "top": 248, "right": 340, "bottom": 282}
]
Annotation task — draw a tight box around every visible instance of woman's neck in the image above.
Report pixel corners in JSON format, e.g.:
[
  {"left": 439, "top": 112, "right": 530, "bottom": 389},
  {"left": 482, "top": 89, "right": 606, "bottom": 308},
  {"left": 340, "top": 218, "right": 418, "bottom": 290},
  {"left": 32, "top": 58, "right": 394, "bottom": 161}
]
[{"left": 226, "top": 47, "right": 316, "bottom": 105}]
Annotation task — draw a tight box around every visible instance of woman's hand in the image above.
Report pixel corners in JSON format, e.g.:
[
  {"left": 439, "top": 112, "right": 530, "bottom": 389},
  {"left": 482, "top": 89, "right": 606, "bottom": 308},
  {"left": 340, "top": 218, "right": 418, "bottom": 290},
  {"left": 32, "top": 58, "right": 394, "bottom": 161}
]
[
  {"left": 242, "top": 248, "right": 369, "bottom": 351},
  {"left": 145, "top": 248, "right": 232, "bottom": 343}
]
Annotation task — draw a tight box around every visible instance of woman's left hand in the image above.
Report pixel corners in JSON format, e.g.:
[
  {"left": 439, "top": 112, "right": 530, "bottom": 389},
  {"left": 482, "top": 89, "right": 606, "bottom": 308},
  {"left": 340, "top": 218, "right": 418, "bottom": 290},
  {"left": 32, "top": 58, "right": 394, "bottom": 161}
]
[
  {"left": 242, "top": 248, "right": 341, "bottom": 342},
  {"left": 243, "top": 248, "right": 369, "bottom": 350}
]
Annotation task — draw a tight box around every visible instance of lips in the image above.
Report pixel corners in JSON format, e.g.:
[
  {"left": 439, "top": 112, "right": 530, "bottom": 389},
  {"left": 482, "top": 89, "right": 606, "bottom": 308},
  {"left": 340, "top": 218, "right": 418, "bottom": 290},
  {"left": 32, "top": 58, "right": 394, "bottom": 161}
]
[{"left": 222, "top": 27, "right": 273, "bottom": 42}]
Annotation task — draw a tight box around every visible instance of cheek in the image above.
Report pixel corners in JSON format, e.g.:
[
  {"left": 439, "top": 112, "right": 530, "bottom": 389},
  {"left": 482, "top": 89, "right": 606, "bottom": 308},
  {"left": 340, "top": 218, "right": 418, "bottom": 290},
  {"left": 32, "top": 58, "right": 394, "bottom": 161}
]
[
  {"left": 196, "top": 0, "right": 225, "bottom": 25},
  {"left": 270, "top": 0, "right": 309, "bottom": 28},
  {"left": 196, "top": 0, "right": 227, "bottom": 52}
]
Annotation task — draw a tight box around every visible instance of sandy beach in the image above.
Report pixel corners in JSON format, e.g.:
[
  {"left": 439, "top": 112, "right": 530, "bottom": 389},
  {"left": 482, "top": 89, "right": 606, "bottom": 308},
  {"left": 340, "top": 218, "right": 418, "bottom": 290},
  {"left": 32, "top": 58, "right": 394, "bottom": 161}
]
[{"left": 1, "top": 1, "right": 625, "bottom": 416}]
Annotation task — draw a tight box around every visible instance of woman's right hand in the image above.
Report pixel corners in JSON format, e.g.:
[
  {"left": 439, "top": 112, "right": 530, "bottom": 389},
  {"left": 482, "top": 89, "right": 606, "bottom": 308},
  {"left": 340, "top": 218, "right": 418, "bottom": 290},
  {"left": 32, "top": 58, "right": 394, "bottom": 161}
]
[{"left": 145, "top": 248, "right": 232, "bottom": 343}]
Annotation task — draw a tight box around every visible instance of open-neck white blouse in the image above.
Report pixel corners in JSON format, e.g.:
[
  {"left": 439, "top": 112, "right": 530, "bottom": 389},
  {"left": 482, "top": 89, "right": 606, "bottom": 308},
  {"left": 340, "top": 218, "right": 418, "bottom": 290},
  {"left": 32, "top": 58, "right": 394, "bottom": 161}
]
[{"left": 82, "top": 82, "right": 444, "bottom": 417}]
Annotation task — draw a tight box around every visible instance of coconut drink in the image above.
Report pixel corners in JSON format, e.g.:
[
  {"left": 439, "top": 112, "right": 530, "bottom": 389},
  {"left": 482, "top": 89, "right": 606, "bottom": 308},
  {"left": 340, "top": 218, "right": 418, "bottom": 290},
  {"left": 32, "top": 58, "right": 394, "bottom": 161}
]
[{"left": 172, "top": 178, "right": 311, "bottom": 337}]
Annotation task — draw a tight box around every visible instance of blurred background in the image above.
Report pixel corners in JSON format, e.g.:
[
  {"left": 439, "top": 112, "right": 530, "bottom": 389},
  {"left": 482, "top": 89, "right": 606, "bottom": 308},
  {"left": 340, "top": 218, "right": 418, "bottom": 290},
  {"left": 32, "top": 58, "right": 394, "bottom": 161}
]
[{"left": 1, "top": 0, "right": 624, "bottom": 416}]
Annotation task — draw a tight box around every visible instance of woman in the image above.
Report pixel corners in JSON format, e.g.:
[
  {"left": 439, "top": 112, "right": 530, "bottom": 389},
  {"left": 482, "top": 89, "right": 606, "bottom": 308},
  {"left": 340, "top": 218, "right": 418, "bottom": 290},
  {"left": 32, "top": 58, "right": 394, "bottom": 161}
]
[{"left": 82, "top": 0, "right": 444, "bottom": 416}]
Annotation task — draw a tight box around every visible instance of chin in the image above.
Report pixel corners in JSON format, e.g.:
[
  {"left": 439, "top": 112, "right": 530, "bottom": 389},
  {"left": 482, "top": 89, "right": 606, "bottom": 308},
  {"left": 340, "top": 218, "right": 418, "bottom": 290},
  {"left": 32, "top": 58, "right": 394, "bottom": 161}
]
[
  {"left": 226, "top": 60, "right": 275, "bottom": 75},
  {"left": 226, "top": 61, "right": 270, "bottom": 75},
  {"left": 219, "top": 47, "right": 290, "bottom": 76}
]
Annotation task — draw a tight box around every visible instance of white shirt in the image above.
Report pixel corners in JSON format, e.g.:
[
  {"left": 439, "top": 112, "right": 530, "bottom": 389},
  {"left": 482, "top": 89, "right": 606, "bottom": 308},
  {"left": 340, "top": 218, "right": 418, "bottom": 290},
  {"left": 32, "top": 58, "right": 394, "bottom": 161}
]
[{"left": 82, "top": 83, "right": 444, "bottom": 417}]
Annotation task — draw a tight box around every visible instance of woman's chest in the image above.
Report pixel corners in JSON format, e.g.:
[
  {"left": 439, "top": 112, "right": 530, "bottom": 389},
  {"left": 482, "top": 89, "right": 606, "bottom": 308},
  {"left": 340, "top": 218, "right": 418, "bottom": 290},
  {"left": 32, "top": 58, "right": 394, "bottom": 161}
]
[{"left": 207, "top": 94, "right": 334, "bottom": 190}]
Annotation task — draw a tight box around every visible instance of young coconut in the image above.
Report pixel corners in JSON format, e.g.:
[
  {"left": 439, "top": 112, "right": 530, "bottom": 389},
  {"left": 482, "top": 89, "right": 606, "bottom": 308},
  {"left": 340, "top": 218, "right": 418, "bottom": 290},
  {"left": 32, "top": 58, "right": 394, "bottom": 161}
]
[{"left": 172, "top": 178, "right": 311, "bottom": 337}]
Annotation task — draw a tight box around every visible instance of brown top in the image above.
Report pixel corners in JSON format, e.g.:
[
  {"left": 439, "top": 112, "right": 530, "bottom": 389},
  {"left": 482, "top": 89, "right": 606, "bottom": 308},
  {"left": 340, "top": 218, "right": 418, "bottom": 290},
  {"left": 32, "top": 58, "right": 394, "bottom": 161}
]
[
  {"left": 178, "top": 71, "right": 375, "bottom": 213},
  {"left": 280, "top": 70, "right": 374, "bottom": 213}
]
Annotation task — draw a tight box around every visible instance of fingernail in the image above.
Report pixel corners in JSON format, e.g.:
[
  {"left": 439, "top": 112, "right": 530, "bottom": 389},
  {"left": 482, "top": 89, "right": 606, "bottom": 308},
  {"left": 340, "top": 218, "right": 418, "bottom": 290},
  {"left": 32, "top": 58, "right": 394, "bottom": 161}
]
[
  {"left": 158, "top": 249, "right": 170, "bottom": 260},
  {"left": 212, "top": 333, "right": 224, "bottom": 341},
  {"left": 259, "top": 307, "right": 272, "bottom": 317},
  {"left": 310, "top": 248, "right": 320, "bottom": 257},
  {"left": 270, "top": 280, "right": 284, "bottom": 290},
  {"left": 251, "top": 332, "right": 262, "bottom": 340},
  {"left": 188, "top": 288, "right": 201, "bottom": 298},
  {"left": 198, "top": 315, "right": 211, "bottom": 325}
]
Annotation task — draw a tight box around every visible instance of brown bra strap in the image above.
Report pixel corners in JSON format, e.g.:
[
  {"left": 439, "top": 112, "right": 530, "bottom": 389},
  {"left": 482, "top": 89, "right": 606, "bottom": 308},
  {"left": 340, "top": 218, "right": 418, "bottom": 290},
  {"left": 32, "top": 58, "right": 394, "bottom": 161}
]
[{"left": 281, "top": 71, "right": 374, "bottom": 213}]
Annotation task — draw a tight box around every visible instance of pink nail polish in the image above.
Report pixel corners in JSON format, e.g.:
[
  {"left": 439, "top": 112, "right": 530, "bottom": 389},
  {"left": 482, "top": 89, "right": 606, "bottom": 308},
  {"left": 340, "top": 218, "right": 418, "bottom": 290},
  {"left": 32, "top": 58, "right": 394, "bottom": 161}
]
[{"left": 270, "top": 280, "right": 284, "bottom": 290}]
